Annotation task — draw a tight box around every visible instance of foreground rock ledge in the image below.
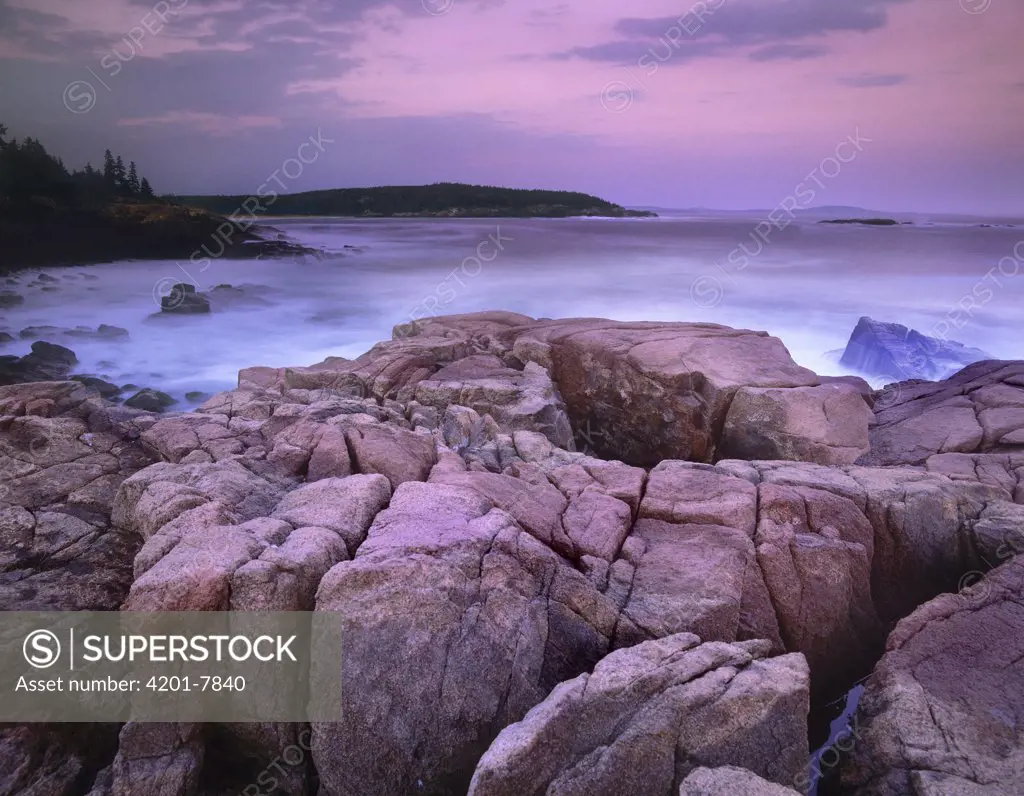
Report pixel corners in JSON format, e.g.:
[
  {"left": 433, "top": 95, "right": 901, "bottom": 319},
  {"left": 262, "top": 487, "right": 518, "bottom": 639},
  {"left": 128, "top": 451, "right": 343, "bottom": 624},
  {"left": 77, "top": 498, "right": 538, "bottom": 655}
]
[
  {"left": 840, "top": 556, "right": 1024, "bottom": 796},
  {"left": 1, "top": 312, "right": 1023, "bottom": 796},
  {"left": 466, "top": 634, "right": 809, "bottom": 796}
]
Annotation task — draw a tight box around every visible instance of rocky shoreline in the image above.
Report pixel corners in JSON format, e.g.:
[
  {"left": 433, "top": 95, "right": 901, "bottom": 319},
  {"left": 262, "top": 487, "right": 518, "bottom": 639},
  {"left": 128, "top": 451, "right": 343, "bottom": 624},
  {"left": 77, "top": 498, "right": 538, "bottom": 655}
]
[
  {"left": 1, "top": 311, "right": 1022, "bottom": 795},
  {"left": 0, "top": 201, "right": 315, "bottom": 274}
]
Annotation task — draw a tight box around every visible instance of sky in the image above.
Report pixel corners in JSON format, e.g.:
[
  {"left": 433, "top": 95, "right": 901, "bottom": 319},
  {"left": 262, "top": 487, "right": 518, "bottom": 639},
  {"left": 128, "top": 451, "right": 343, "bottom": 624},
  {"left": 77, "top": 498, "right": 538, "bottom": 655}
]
[{"left": 0, "top": 0, "right": 1022, "bottom": 214}]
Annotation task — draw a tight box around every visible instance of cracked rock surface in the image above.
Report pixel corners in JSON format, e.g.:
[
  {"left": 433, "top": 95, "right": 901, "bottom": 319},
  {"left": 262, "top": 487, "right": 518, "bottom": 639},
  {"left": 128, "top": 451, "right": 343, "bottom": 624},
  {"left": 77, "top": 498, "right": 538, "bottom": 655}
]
[
  {"left": 839, "top": 556, "right": 1024, "bottom": 796},
  {"left": 862, "top": 360, "right": 1024, "bottom": 468},
  {"left": 2, "top": 313, "right": 1023, "bottom": 796},
  {"left": 466, "top": 634, "right": 809, "bottom": 796}
]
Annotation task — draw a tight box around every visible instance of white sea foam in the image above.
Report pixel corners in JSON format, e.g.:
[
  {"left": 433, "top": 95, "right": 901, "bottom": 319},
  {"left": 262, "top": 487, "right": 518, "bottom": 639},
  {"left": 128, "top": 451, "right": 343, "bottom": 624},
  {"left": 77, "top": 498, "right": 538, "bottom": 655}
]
[{"left": 1, "top": 216, "right": 1020, "bottom": 405}]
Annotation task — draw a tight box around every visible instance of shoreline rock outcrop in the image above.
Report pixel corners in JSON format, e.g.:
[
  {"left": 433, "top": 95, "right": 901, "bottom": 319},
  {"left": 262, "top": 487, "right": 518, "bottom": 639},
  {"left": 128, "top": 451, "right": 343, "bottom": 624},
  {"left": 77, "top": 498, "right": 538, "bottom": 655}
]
[
  {"left": 839, "top": 316, "right": 992, "bottom": 382},
  {"left": 1, "top": 311, "right": 1022, "bottom": 796}
]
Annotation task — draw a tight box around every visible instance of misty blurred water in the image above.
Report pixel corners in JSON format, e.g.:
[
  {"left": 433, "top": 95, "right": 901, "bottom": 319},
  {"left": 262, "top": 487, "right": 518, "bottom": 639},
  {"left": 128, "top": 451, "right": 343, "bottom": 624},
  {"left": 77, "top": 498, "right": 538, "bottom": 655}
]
[{"left": 2, "top": 215, "right": 1021, "bottom": 405}]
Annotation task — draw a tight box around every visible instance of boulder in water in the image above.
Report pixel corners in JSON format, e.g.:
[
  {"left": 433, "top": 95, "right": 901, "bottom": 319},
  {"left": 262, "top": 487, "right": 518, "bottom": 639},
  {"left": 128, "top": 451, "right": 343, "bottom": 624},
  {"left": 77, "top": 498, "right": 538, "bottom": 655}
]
[
  {"left": 839, "top": 316, "right": 991, "bottom": 382},
  {"left": 20, "top": 324, "right": 130, "bottom": 343},
  {"left": 71, "top": 375, "right": 123, "bottom": 399},
  {"left": 160, "top": 283, "right": 211, "bottom": 314},
  {"left": 68, "top": 324, "right": 130, "bottom": 341},
  {"left": 0, "top": 341, "right": 78, "bottom": 385},
  {"left": 124, "top": 388, "right": 178, "bottom": 413},
  {"left": 0, "top": 291, "right": 24, "bottom": 309}
]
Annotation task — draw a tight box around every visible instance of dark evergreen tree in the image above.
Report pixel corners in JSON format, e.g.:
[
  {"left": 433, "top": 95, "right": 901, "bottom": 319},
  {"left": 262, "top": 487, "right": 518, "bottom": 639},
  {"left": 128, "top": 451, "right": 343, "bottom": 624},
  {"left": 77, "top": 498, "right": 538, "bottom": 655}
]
[
  {"left": 127, "top": 161, "right": 140, "bottom": 194},
  {"left": 140, "top": 177, "right": 154, "bottom": 198},
  {"left": 113, "top": 155, "right": 127, "bottom": 192},
  {"left": 103, "top": 149, "right": 116, "bottom": 186}
]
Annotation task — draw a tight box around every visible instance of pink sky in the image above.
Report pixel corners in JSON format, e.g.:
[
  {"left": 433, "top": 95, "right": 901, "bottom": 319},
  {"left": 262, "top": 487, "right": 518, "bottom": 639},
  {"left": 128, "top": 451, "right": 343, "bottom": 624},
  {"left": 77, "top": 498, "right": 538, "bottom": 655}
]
[{"left": 1, "top": 0, "right": 1022, "bottom": 212}]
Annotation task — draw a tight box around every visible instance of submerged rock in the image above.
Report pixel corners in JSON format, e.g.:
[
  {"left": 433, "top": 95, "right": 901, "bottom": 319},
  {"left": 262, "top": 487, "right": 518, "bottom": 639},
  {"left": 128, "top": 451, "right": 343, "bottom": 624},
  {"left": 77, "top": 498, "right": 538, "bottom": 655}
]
[
  {"left": 124, "top": 388, "right": 177, "bottom": 413},
  {"left": 68, "top": 324, "right": 131, "bottom": 340},
  {"left": 839, "top": 316, "right": 991, "bottom": 382},
  {"left": 160, "top": 283, "right": 211, "bottom": 314},
  {"left": 19, "top": 324, "right": 130, "bottom": 343},
  {"left": 206, "top": 283, "right": 271, "bottom": 309},
  {"left": 71, "top": 375, "right": 123, "bottom": 399},
  {"left": 0, "top": 340, "right": 78, "bottom": 385},
  {"left": 0, "top": 291, "right": 23, "bottom": 308}
]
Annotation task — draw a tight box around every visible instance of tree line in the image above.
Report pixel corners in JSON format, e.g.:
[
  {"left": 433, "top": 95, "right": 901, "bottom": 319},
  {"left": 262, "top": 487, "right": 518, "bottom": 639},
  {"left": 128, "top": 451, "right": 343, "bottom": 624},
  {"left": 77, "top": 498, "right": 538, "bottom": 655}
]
[
  {"left": 0, "top": 122, "right": 154, "bottom": 210},
  {"left": 172, "top": 182, "right": 636, "bottom": 218}
]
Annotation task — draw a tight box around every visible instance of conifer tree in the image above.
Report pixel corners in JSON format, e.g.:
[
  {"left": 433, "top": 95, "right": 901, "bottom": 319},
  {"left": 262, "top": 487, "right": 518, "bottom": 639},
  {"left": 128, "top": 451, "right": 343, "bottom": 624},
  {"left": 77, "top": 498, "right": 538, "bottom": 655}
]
[
  {"left": 103, "top": 150, "right": 116, "bottom": 187},
  {"left": 127, "top": 161, "right": 140, "bottom": 194},
  {"left": 113, "top": 155, "right": 127, "bottom": 190}
]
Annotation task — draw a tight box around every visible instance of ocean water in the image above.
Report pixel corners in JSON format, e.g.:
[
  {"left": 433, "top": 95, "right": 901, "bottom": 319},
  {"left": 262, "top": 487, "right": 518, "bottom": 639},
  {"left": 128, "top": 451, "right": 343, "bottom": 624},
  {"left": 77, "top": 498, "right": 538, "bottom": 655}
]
[{"left": 2, "top": 215, "right": 1021, "bottom": 405}]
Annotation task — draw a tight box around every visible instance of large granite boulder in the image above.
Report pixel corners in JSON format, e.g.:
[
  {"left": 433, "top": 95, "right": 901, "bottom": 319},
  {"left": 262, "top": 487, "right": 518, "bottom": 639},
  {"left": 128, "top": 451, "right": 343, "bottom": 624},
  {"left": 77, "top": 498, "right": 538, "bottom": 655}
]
[
  {"left": 500, "top": 318, "right": 822, "bottom": 466},
  {"left": 721, "top": 383, "right": 873, "bottom": 465},
  {"left": 233, "top": 312, "right": 882, "bottom": 468},
  {"left": 311, "top": 481, "right": 621, "bottom": 796},
  {"left": 396, "top": 314, "right": 881, "bottom": 467},
  {"left": 839, "top": 556, "right": 1024, "bottom": 795},
  {"left": 466, "top": 635, "right": 810, "bottom": 796},
  {"left": 839, "top": 316, "right": 992, "bottom": 382}
]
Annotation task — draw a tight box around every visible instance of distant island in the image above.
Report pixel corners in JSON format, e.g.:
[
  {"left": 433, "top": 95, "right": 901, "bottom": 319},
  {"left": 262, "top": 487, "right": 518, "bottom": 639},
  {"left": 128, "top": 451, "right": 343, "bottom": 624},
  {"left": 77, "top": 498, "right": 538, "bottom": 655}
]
[
  {"left": 169, "top": 183, "right": 659, "bottom": 219},
  {"left": 818, "top": 218, "right": 902, "bottom": 226}
]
